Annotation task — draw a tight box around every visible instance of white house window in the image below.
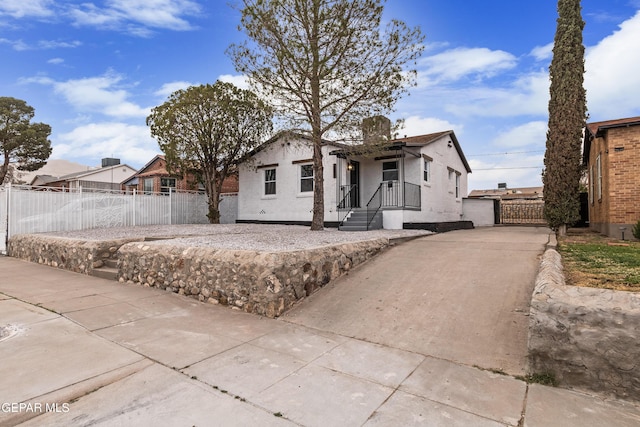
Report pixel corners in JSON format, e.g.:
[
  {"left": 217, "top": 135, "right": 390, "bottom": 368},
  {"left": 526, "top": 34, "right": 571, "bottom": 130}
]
[
  {"left": 264, "top": 168, "right": 276, "bottom": 195},
  {"left": 423, "top": 159, "right": 431, "bottom": 182},
  {"left": 382, "top": 161, "right": 398, "bottom": 181},
  {"left": 455, "top": 173, "right": 461, "bottom": 198},
  {"left": 160, "top": 177, "right": 177, "bottom": 194},
  {"left": 596, "top": 154, "right": 602, "bottom": 200},
  {"left": 143, "top": 178, "right": 154, "bottom": 194},
  {"left": 300, "top": 164, "right": 314, "bottom": 192}
]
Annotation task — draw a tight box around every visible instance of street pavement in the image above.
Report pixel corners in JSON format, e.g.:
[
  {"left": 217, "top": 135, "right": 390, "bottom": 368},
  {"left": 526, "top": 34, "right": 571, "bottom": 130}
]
[{"left": 1, "top": 226, "right": 640, "bottom": 426}]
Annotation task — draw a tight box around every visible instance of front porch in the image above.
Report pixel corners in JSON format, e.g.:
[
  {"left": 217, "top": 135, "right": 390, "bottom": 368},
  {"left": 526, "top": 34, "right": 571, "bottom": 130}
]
[{"left": 333, "top": 146, "right": 422, "bottom": 230}]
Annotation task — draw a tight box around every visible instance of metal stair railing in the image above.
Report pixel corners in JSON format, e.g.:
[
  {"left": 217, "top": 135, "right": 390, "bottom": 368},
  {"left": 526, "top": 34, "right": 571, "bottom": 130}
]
[
  {"left": 366, "top": 184, "right": 383, "bottom": 230},
  {"left": 338, "top": 184, "right": 356, "bottom": 227}
]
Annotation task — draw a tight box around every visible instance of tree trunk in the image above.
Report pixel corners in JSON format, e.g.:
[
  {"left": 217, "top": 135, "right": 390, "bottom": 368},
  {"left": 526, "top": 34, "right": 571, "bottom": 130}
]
[
  {"left": 207, "top": 194, "right": 220, "bottom": 224},
  {"left": 309, "top": 0, "right": 324, "bottom": 231},
  {"left": 0, "top": 150, "right": 10, "bottom": 184},
  {"left": 205, "top": 168, "right": 221, "bottom": 224},
  {"left": 310, "top": 133, "right": 324, "bottom": 231},
  {"left": 557, "top": 223, "right": 567, "bottom": 237}
]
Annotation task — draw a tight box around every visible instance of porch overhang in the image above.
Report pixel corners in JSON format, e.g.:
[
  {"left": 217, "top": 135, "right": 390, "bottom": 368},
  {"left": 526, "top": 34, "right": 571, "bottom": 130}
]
[{"left": 329, "top": 142, "right": 406, "bottom": 158}]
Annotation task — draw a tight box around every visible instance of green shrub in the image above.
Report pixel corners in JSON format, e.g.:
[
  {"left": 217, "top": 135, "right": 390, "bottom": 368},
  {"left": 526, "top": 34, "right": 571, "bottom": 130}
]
[{"left": 634, "top": 220, "right": 640, "bottom": 240}]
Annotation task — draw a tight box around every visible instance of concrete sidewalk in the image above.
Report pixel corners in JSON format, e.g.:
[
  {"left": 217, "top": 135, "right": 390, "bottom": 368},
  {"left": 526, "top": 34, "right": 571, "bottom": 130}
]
[{"left": 1, "top": 247, "right": 640, "bottom": 425}]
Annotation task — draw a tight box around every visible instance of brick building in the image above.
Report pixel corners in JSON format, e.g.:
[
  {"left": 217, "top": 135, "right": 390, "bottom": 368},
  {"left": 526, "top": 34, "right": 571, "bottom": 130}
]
[
  {"left": 123, "top": 155, "right": 239, "bottom": 195},
  {"left": 583, "top": 116, "right": 640, "bottom": 240}
]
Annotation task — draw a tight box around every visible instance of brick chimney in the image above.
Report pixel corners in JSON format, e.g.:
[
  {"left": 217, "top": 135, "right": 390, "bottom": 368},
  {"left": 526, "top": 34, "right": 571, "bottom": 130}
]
[{"left": 362, "top": 116, "right": 391, "bottom": 144}]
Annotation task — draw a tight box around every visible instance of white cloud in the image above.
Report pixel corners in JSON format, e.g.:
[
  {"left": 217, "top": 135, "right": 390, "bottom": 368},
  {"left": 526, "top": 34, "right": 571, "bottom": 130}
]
[
  {"left": 38, "top": 39, "right": 82, "bottom": 49},
  {"left": 53, "top": 122, "right": 159, "bottom": 167},
  {"left": 29, "top": 71, "right": 150, "bottom": 118},
  {"left": 108, "top": 0, "right": 201, "bottom": 30},
  {"left": 492, "top": 121, "right": 547, "bottom": 148},
  {"left": 444, "top": 70, "right": 549, "bottom": 118},
  {"left": 584, "top": 10, "right": 640, "bottom": 119},
  {"left": 154, "top": 80, "right": 196, "bottom": 98},
  {"left": 0, "top": 0, "right": 53, "bottom": 18},
  {"left": 530, "top": 42, "right": 553, "bottom": 62},
  {"left": 397, "top": 116, "right": 461, "bottom": 138},
  {"left": 68, "top": 0, "right": 202, "bottom": 36},
  {"left": 47, "top": 57, "right": 64, "bottom": 65},
  {"left": 218, "top": 74, "right": 250, "bottom": 90},
  {"left": 0, "top": 38, "right": 29, "bottom": 51},
  {"left": 418, "top": 47, "right": 517, "bottom": 86},
  {"left": 467, "top": 151, "right": 545, "bottom": 192},
  {"left": 0, "top": 37, "right": 81, "bottom": 51}
]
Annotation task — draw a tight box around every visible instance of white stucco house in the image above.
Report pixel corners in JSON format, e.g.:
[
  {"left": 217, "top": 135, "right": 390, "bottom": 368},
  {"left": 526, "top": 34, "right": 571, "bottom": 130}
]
[
  {"left": 31, "top": 159, "right": 137, "bottom": 191},
  {"left": 237, "top": 127, "right": 471, "bottom": 231}
]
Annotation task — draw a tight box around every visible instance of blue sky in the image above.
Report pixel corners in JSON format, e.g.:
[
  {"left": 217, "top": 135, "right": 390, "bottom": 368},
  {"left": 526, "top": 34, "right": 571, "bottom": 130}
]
[{"left": 2, "top": 0, "right": 640, "bottom": 192}]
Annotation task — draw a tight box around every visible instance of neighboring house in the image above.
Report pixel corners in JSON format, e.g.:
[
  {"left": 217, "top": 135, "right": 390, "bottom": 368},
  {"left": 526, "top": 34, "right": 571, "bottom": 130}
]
[
  {"left": 237, "top": 123, "right": 472, "bottom": 230},
  {"left": 122, "top": 154, "right": 239, "bottom": 195},
  {"left": 17, "top": 159, "right": 92, "bottom": 186},
  {"left": 33, "top": 158, "right": 136, "bottom": 191},
  {"left": 583, "top": 116, "right": 640, "bottom": 240},
  {"left": 468, "top": 185, "right": 544, "bottom": 200},
  {"left": 29, "top": 174, "right": 62, "bottom": 187}
]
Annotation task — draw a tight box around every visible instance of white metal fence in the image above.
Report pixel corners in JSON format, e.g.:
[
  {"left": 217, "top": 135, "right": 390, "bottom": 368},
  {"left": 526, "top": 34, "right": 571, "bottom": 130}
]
[
  {"left": 0, "top": 184, "right": 238, "bottom": 254},
  {"left": 0, "top": 186, "right": 7, "bottom": 255}
]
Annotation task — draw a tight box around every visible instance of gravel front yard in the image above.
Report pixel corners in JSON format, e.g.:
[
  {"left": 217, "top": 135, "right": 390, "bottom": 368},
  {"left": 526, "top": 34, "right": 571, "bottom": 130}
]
[{"left": 44, "top": 224, "right": 433, "bottom": 252}]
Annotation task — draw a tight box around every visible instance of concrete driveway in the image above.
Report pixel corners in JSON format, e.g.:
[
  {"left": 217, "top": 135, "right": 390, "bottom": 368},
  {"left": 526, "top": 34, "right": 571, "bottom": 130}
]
[{"left": 283, "top": 226, "right": 551, "bottom": 375}]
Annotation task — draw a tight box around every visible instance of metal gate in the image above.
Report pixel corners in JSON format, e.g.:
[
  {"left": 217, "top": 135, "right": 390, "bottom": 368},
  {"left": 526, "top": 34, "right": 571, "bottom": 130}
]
[{"left": 499, "top": 199, "right": 546, "bottom": 225}]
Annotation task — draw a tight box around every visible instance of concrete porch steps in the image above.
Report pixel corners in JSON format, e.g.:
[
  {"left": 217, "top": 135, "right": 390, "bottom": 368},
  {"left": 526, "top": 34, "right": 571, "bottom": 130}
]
[
  {"left": 339, "top": 209, "right": 382, "bottom": 231},
  {"left": 90, "top": 258, "right": 118, "bottom": 281}
]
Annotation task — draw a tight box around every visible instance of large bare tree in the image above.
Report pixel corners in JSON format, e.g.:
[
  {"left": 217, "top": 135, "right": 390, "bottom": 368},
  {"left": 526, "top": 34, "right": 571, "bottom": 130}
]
[
  {"left": 228, "top": 0, "right": 424, "bottom": 230},
  {"left": 147, "top": 82, "right": 273, "bottom": 223}
]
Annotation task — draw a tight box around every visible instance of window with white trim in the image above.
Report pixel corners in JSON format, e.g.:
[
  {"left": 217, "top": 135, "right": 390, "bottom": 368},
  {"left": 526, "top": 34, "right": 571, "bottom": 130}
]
[
  {"left": 423, "top": 159, "right": 431, "bottom": 182},
  {"left": 382, "top": 161, "right": 398, "bottom": 181},
  {"left": 596, "top": 154, "right": 602, "bottom": 200},
  {"left": 300, "top": 164, "right": 314, "bottom": 192},
  {"left": 455, "top": 172, "right": 461, "bottom": 198},
  {"left": 264, "top": 168, "right": 276, "bottom": 195}
]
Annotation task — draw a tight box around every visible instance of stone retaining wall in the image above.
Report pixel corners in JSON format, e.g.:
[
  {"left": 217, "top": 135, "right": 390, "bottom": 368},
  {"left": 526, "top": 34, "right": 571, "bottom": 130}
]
[
  {"left": 8, "top": 234, "right": 140, "bottom": 274},
  {"left": 528, "top": 247, "right": 640, "bottom": 401},
  {"left": 117, "top": 238, "right": 389, "bottom": 318}
]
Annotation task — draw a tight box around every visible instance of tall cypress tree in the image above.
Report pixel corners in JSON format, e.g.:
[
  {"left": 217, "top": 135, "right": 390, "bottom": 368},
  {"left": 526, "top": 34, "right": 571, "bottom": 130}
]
[{"left": 543, "top": 0, "right": 587, "bottom": 236}]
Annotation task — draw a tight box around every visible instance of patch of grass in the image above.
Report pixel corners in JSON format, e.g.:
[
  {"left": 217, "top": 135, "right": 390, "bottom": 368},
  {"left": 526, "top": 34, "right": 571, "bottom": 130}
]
[
  {"left": 516, "top": 372, "right": 558, "bottom": 387},
  {"left": 558, "top": 232, "right": 640, "bottom": 292}
]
